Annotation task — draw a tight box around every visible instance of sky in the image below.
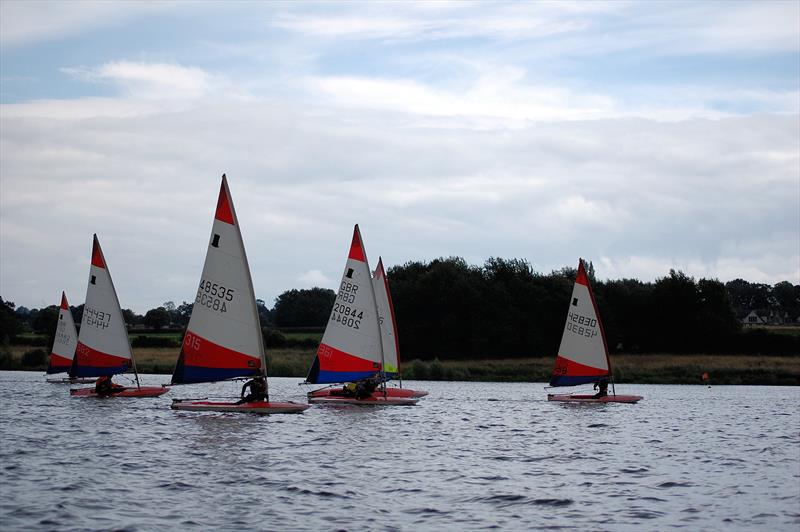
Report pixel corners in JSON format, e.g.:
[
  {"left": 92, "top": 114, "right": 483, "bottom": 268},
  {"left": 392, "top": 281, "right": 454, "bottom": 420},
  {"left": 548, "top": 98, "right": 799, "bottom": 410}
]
[{"left": 1, "top": 0, "right": 798, "bottom": 313}]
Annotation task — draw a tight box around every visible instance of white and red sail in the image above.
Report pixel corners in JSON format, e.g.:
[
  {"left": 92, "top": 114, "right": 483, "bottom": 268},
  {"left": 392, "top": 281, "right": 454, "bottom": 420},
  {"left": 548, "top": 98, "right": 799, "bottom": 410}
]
[
  {"left": 373, "top": 258, "right": 399, "bottom": 377},
  {"left": 306, "top": 225, "right": 384, "bottom": 384},
  {"left": 72, "top": 235, "right": 134, "bottom": 378},
  {"left": 171, "top": 175, "right": 265, "bottom": 384},
  {"left": 47, "top": 292, "right": 78, "bottom": 374},
  {"left": 550, "top": 259, "right": 611, "bottom": 387}
]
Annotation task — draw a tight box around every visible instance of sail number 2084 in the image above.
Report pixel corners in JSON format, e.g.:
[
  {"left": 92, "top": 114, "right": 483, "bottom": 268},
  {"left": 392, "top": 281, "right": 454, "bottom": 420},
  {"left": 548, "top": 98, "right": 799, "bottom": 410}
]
[
  {"left": 195, "top": 279, "right": 235, "bottom": 313},
  {"left": 331, "top": 303, "right": 362, "bottom": 329}
]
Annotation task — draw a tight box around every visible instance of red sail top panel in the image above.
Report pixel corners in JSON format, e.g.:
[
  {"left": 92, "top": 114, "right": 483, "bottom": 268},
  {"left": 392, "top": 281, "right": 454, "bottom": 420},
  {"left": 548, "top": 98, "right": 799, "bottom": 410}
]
[
  {"left": 215, "top": 175, "right": 235, "bottom": 225},
  {"left": 575, "top": 259, "right": 589, "bottom": 286},
  {"left": 91, "top": 235, "right": 106, "bottom": 269},
  {"left": 348, "top": 225, "right": 365, "bottom": 262}
]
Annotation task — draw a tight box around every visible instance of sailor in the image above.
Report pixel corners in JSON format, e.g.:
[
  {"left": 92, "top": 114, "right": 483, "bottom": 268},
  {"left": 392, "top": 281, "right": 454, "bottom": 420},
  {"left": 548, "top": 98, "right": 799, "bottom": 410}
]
[
  {"left": 354, "top": 374, "right": 381, "bottom": 400},
  {"left": 342, "top": 381, "right": 359, "bottom": 397},
  {"left": 593, "top": 380, "right": 609, "bottom": 399},
  {"left": 95, "top": 375, "right": 124, "bottom": 397},
  {"left": 236, "top": 374, "right": 268, "bottom": 404}
]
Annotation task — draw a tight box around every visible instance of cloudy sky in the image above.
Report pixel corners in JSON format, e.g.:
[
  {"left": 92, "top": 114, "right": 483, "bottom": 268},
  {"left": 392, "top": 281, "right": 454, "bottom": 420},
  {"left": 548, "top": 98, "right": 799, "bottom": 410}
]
[{"left": 1, "top": 0, "right": 798, "bottom": 313}]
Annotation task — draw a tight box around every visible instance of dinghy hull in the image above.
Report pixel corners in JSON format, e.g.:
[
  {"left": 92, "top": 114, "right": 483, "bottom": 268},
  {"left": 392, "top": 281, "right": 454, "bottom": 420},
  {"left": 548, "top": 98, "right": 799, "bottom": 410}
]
[
  {"left": 308, "top": 394, "right": 419, "bottom": 406},
  {"left": 170, "top": 399, "right": 310, "bottom": 414},
  {"left": 308, "top": 386, "right": 428, "bottom": 399},
  {"left": 70, "top": 386, "right": 169, "bottom": 398},
  {"left": 547, "top": 393, "right": 642, "bottom": 404}
]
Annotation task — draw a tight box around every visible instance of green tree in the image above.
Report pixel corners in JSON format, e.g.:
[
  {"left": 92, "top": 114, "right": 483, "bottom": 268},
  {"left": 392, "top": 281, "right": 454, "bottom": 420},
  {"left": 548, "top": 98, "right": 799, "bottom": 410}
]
[
  {"left": 32, "top": 305, "right": 59, "bottom": 335},
  {"left": 144, "top": 307, "right": 170, "bottom": 329},
  {"left": 122, "top": 308, "right": 143, "bottom": 326},
  {"left": 273, "top": 288, "right": 335, "bottom": 327},
  {"left": 0, "top": 298, "right": 22, "bottom": 341},
  {"left": 772, "top": 281, "right": 800, "bottom": 319}
]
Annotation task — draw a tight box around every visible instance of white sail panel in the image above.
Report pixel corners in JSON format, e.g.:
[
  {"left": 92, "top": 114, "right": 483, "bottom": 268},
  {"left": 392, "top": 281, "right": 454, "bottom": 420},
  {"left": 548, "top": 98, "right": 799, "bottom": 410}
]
[
  {"left": 373, "top": 258, "right": 399, "bottom": 374},
  {"left": 551, "top": 260, "right": 610, "bottom": 386},
  {"left": 307, "top": 225, "right": 383, "bottom": 383},
  {"left": 74, "top": 235, "right": 133, "bottom": 376},
  {"left": 172, "top": 175, "right": 264, "bottom": 383},
  {"left": 48, "top": 292, "right": 78, "bottom": 373},
  {"left": 557, "top": 280, "right": 607, "bottom": 369}
]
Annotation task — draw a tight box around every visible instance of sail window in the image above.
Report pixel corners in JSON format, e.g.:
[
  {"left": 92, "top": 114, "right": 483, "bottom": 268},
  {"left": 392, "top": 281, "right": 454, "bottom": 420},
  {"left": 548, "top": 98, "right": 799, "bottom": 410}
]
[
  {"left": 91, "top": 275, "right": 96, "bottom": 285},
  {"left": 212, "top": 234, "right": 220, "bottom": 248},
  {"left": 346, "top": 268, "right": 354, "bottom": 279},
  {"left": 572, "top": 297, "right": 578, "bottom": 306}
]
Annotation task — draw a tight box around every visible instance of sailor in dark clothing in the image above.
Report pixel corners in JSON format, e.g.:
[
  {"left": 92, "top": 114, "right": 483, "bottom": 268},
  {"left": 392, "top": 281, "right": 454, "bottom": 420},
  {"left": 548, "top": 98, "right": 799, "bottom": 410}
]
[
  {"left": 95, "top": 375, "right": 124, "bottom": 397},
  {"left": 236, "top": 374, "right": 268, "bottom": 404},
  {"left": 354, "top": 374, "right": 382, "bottom": 400},
  {"left": 593, "top": 380, "right": 609, "bottom": 399}
]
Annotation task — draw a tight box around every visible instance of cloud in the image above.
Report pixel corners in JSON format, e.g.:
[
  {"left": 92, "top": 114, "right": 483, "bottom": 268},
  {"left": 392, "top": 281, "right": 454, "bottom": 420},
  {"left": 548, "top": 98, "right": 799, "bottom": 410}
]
[
  {"left": 307, "top": 72, "right": 798, "bottom": 123},
  {"left": 1, "top": 2, "right": 798, "bottom": 312},
  {"left": 0, "top": 0, "right": 178, "bottom": 46},
  {"left": 61, "top": 61, "right": 220, "bottom": 100},
  {"left": 297, "top": 270, "right": 334, "bottom": 288},
  {"left": 2, "top": 95, "right": 797, "bottom": 312}
]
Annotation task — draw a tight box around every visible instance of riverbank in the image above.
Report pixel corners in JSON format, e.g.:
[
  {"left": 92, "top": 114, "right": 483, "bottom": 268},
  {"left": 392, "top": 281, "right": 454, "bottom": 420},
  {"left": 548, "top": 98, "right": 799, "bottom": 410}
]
[{"left": 2, "top": 345, "right": 798, "bottom": 385}]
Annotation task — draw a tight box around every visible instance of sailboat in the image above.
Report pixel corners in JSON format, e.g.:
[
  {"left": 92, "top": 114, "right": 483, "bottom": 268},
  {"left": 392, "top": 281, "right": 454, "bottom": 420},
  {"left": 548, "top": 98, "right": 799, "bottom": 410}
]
[
  {"left": 547, "top": 259, "right": 642, "bottom": 403},
  {"left": 70, "top": 235, "right": 168, "bottom": 397},
  {"left": 307, "top": 256, "right": 427, "bottom": 400},
  {"left": 45, "top": 292, "right": 93, "bottom": 384},
  {"left": 305, "top": 225, "right": 418, "bottom": 406},
  {"left": 170, "top": 174, "right": 309, "bottom": 414}
]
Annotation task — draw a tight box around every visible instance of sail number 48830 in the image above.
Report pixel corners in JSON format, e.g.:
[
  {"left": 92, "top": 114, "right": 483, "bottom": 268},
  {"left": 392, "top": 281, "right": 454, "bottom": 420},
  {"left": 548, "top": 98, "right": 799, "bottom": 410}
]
[{"left": 196, "top": 279, "right": 235, "bottom": 313}]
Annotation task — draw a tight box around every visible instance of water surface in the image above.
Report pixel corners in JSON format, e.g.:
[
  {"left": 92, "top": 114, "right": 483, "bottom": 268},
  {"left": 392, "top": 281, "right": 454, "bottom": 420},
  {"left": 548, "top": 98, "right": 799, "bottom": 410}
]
[{"left": 1, "top": 371, "right": 798, "bottom": 531}]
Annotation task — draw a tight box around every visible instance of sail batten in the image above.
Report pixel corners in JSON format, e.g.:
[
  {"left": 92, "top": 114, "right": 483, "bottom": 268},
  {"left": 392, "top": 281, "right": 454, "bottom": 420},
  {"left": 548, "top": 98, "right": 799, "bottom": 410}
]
[
  {"left": 305, "top": 225, "right": 383, "bottom": 384},
  {"left": 171, "top": 175, "right": 264, "bottom": 385},
  {"left": 550, "top": 259, "right": 611, "bottom": 387}
]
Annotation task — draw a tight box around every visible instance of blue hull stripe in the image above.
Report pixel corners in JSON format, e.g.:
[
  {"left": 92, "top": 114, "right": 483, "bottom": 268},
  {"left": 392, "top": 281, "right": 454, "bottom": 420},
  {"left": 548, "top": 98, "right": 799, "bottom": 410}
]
[
  {"left": 73, "top": 364, "right": 129, "bottom": 378},
  {"left": 172, "top": 365, "right": 261, "bottom": 384}
]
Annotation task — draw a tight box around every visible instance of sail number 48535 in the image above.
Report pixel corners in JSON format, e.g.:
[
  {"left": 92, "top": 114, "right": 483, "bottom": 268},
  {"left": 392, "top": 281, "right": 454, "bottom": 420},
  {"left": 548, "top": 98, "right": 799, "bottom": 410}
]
[{"left": 196, "top": 279, "right": 235, "bottom": 313}]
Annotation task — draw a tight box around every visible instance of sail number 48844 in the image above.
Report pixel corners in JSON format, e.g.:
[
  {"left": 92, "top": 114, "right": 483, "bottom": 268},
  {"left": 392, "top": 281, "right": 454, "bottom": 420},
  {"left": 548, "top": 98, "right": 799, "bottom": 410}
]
[{"left": 196, "top": 279, "right": 235, "bottom": 313}]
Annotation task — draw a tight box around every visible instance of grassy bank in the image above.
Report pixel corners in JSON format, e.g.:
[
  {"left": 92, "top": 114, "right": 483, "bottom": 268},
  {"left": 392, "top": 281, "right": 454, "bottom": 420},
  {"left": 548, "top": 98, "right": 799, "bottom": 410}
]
[{"left": 2, "top": 345, "right": 798, "bottom": 385}]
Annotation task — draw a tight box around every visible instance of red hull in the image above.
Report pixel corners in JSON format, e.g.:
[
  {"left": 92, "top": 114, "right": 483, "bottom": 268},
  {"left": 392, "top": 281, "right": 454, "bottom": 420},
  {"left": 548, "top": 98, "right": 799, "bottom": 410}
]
[
  {"left": 170, "top": 400, "right": 310, "bottom": 414},
  {"left": 547, "top": 393, "right": 642, "bottom": 404},
  {"left": 70, "top": 386, "right": 169, "bottom": 398},
  {"left": 308, "top": 394, "right": 418, "bottom": 406},
  {"left": 308, "top": 386, "right": 428, "bottom": 399}
]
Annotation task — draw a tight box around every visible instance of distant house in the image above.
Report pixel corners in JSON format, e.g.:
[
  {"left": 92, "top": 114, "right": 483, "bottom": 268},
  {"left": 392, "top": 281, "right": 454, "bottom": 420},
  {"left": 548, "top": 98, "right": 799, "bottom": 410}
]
[
  {"left": 741, "top": 310, "right": 768, "bottom": 327},
  {"left": 740, "top": 309, "right": 791, "bottom": 326}
]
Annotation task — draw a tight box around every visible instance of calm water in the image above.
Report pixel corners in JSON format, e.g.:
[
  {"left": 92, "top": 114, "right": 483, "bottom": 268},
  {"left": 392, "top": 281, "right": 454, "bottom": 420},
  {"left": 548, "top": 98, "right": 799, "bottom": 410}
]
[{"left": 0, "top": 371, "right": 798, "bottom": 531}]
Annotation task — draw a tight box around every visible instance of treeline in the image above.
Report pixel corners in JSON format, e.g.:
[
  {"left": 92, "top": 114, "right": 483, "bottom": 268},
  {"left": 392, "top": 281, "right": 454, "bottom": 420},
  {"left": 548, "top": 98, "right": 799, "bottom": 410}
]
[
  {"left": 1, "top": 258, "right": 798, "bottom": 359},
  {"left": 388, "top": 258, "right": 798, "bottom": 359}
]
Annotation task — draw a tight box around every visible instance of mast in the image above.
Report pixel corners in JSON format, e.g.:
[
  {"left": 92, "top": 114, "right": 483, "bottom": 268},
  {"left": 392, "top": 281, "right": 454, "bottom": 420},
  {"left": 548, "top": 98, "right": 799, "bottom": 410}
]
[
  {"left": 582, "top": 258, "right": 615, "bottom": 395},
  {"left": 90, "top": 234, "right": 137, "bottom": 384},
  {"left": 223, "top": 174, "right": 269, "bottom": 395},
  {"left": 359, "top": 226, "right": 387, "bottom": 395}
]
